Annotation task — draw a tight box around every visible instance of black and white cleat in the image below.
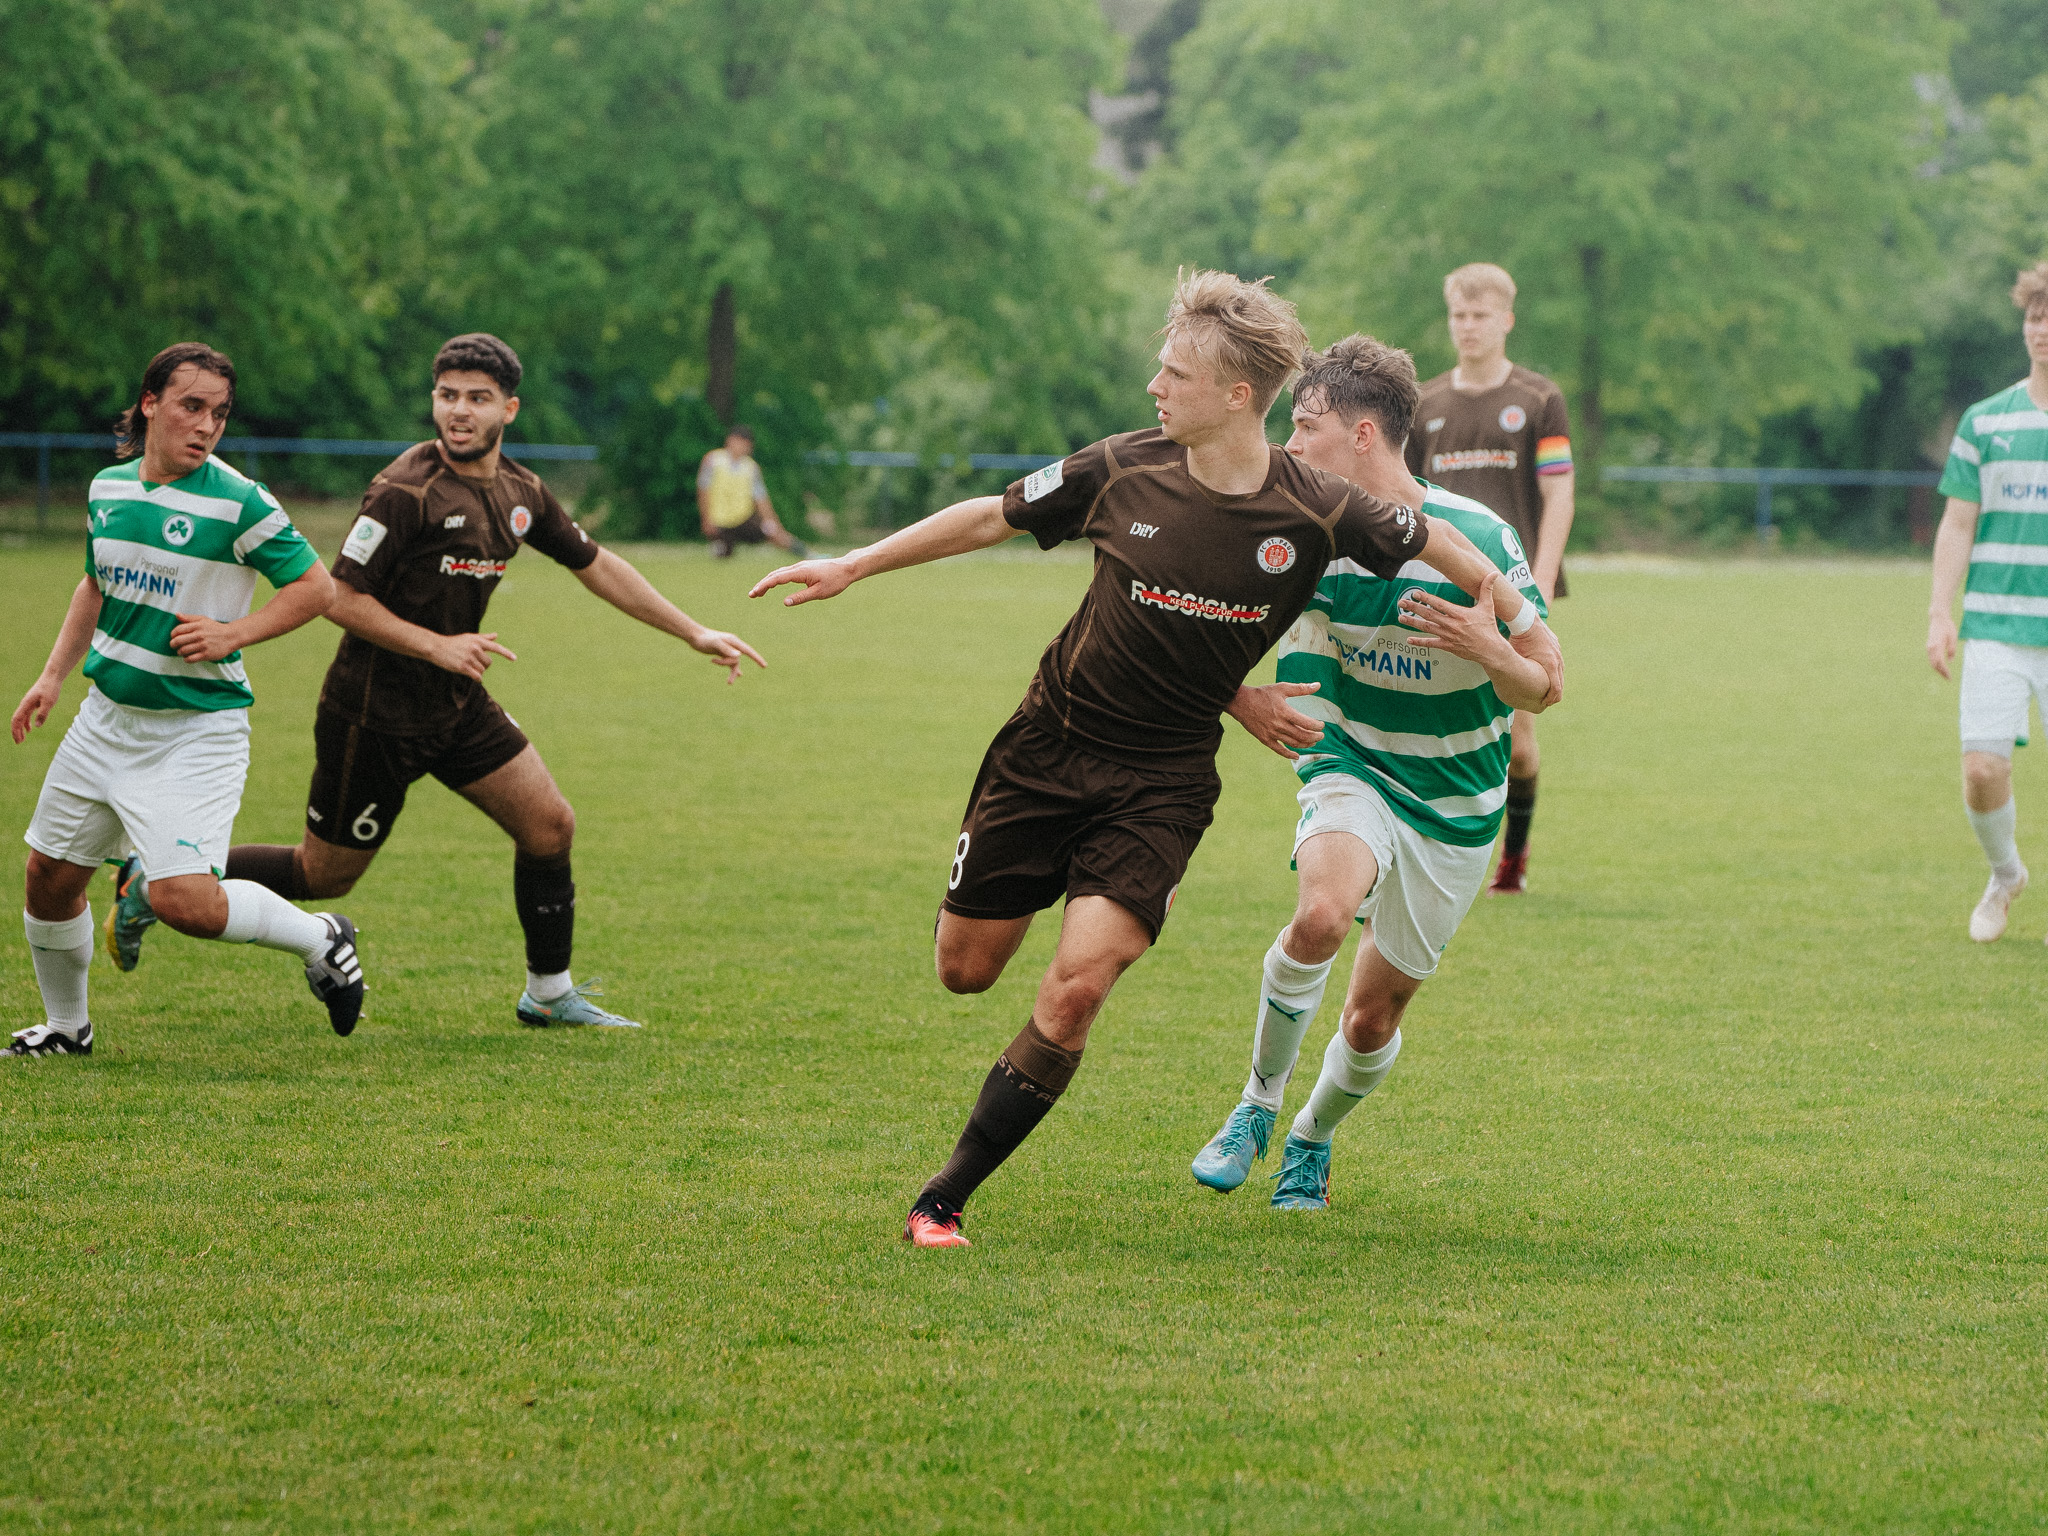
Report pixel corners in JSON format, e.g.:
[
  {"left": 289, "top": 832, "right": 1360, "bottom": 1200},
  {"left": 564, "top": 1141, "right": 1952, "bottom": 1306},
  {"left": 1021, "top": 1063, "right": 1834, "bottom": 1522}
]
[
  {"left": 6, "top": 1022, "right": 93, "bottom": 1058},
  {"left": 305, "top": 915, "right": 365, "bottom": 1036}
]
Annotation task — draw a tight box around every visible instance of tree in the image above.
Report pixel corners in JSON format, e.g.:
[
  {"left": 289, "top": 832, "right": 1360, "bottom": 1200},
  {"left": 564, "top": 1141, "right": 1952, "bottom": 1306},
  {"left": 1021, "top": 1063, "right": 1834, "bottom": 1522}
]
[
  {"left": 419, "top": 0, "right": 1132, "bottom": 531},
  {"left": 0, "top": 0, "right": 476, "bottom": 438},
  {"left": 1131, "top": 0, "right": 1949, "bottom": 483}
]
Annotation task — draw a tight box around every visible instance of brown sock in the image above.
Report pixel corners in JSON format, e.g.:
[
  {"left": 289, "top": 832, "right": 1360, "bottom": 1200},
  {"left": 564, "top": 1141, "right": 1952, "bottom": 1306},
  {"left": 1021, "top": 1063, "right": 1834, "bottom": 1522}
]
[
  {"left": 918, "top": 1019, "right": 1084, "bottom": 1216},
  {"left": 1503, "top": 774, "right": 1537, "bottom": 858},
  {"left": 225, "top": 844, "right": 308, "bottom": 900}
]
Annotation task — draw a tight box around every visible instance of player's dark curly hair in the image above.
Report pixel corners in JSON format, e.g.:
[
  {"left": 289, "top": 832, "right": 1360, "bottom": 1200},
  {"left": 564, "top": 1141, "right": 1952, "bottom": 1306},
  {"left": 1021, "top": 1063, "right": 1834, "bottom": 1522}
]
[
  {"left": 114, "top": 342, "right": 236, "bottom": 459},
  {"left": 1292, "top": 333, "right": 1419, "bottom": 448},
  {"left": 432, "top": 333, "right": 522, "bottom": 396}
]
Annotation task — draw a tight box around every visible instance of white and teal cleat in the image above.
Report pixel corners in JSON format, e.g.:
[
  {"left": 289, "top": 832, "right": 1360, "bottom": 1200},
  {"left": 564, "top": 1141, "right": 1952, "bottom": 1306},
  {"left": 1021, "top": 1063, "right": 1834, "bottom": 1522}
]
[
  {"left": 103, "top": 855, "right": 157, "bottom": 973},
  {"left": 1269, "top": 1134, "right": 1332, "bottom": 1211},
  {"left": 516, "top": 977, "right": 641, "bottom": 1029},
  {"left": 1191, "top": 1101, "right": 1276, "bottom": 1192}
]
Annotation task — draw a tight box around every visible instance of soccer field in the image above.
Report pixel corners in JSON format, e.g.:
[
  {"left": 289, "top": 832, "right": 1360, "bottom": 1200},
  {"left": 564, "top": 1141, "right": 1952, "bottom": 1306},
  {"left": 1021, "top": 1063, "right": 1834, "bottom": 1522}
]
[{"left": 3, "top": 538, "right": 2045, "bottom": 1533}]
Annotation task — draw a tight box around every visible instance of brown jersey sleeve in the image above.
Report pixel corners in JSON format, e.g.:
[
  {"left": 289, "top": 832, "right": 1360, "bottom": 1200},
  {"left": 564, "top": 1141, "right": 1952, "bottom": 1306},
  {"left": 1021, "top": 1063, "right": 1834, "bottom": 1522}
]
[
  {"left": 523, "top": 479, "right": 601, "bottom": 570},
  {"left": 1002, "top": 438, "right": 1112, "bottom": 549},
  {"left": 1333, "top": 484, "right": 1424, "bottom": 579},
  {"left": 332, "top": 478, "right": 424, "bottom": 596}
]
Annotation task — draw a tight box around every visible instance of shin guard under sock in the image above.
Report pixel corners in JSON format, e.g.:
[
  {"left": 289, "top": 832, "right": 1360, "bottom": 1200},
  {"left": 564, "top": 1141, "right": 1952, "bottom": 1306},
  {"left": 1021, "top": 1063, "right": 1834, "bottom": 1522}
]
[
  {"left": 1245, "top": 930, "right": 1333, "bottom": 1111},
  {"left": 1292, "top": 1028, "right": 1403, "bottom": 1145},
  {"left": 24, "top": 907, "right": 93, "bottom": 1029},
  {"left": 919, "top": 1018, "right": 1084, "bottom": 1214},
  {"left": 514, "top": 852, "right": 575, "bottom": 976}
]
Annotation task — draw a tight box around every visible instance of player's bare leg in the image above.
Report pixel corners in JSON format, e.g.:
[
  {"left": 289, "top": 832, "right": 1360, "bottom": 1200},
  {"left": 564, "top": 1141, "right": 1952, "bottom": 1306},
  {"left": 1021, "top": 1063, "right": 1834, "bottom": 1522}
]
[
  {"left": 1491, "top": 709, "right": 1540, "bottom": 895},
  {"left": 934, "top": 909, "right": 1034, "bottom": 994},
  {"left": 1963, "top": 749, "right": 2027, "bottom": 941},
  {"left": 457, "top": 746, "right": 630, "bottom": 1027},
  {"left": 1270, "top": 932, "right": 1419, "bottom": 1210},
  {"left": 1193, "top": 830, "right": 1378, "bottom": 1191},
  {"left": 907, "top": 896, "right": 1150, "bottom": 1246}
]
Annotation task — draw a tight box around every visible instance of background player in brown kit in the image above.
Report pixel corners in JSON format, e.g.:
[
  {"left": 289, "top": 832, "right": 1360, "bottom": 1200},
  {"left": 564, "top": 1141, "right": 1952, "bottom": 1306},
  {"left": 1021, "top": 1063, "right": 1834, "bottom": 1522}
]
[
  {"left": 210, "top": 333, "right": 766, "bottom": 1027},
  {"left": 751, "top": 271, "right": 1562, "bottom": 1248},
  {"left": 1405, "top": 262, "right": 1575, "bottom": 894}
]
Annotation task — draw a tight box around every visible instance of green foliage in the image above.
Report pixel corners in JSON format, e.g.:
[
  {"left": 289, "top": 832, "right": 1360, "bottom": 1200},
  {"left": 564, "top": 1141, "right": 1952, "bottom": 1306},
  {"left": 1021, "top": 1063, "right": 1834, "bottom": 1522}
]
[
  {"left": 1133, "top": 0, "right": 1949, "bottom": 476},
  {"left": 0, "top": 0, "right": 477, "bottom": 435}
]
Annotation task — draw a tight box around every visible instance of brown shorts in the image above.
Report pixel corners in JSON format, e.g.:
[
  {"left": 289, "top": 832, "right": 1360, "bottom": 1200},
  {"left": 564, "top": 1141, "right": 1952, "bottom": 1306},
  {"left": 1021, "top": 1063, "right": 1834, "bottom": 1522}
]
[
  {"left": 941, "top": 711, "right": 1219, "bottom": 942},
  {"left": 306, "top": 696, "right": 529, "bottom": 850},
  {"left": 709, "top": 514, "right": 767, "bottom": 556}
]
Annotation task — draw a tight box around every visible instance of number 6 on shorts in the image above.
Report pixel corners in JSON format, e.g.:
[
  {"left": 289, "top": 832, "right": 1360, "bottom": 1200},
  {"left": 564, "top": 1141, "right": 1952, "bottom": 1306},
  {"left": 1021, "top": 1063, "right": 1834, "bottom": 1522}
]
[
  {"left": 352, "top": 803, "right": 382, "bottom": 843},
  {"left": 949, "top": 832, "right": 970, "bottom": 891}
]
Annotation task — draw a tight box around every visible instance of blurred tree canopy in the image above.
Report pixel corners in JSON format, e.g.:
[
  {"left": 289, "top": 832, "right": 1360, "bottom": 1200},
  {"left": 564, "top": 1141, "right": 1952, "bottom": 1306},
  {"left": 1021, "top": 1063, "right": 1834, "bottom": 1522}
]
[{"left": 7, "top": 0, "right": 2048, "bottom": 545}]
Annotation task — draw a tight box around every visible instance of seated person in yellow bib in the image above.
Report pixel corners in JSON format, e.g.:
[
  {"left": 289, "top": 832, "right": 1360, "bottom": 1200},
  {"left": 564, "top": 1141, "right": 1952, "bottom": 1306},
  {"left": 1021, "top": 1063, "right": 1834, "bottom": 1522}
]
[{"left": 697, "top": 427, "right": 807, "bottom": 559}]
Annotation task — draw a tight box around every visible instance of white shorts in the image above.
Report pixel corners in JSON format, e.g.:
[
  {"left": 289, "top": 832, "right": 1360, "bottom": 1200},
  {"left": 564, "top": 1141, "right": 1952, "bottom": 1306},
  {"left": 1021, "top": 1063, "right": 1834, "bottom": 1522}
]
[
  {"left": 24, "top": 686, "right": 251, "bottom": 880},
  {"left": 1959, "top": 639, "right": 2048, "bottom": 757},
  {"left": 1292, "top": 772, "right": 1492, "bottom": 980}
]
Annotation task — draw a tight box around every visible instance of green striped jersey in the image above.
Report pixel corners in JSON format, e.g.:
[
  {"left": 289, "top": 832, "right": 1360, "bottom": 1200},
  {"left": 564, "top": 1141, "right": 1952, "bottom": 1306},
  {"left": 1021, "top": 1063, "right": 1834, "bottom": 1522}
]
[
  {"left": 1940, "top": 382, "right": 2048, "bottom": 648},
  {"left": 82, "top": 456, "right": 319, "bottom": 711},
  {"left": 1279, "top": 483, "right": 1547, "bottom": 846}
]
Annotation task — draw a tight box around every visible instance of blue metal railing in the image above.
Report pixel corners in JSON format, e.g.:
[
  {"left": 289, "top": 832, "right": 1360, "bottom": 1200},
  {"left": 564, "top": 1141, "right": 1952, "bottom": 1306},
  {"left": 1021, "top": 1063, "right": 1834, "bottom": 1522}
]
[
  {"left": 1602, "top": 464, "right": 1940, "bottom": 542},
  {"left": 0, "top": 432, "right": 598, "bottom": 529}
]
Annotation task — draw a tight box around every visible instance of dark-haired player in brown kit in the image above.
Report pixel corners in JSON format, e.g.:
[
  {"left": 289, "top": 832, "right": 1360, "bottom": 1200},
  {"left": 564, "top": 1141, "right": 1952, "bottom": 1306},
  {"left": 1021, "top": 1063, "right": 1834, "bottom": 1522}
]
[
  {"left": 204, "top": 333, "right": 767, "bottom": 1027},
  {"left": 753, "top": 272, "right": 1562, "bottom": 1248},
  {"left": 1406, "top": 262, "right": 1575, "bottom": 894}
]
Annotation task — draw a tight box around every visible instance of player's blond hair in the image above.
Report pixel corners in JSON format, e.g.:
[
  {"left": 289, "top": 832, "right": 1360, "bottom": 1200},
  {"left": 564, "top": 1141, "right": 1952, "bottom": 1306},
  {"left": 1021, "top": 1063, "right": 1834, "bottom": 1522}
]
[
  {"left": 1444, "top": 262, "right": 1517, "bottom": 310},
  {"left": 2013, "top": 261, "right": 2048, "bottom": 318},
  {"left": 1161, "top": 269, "right": 1308, "bottom": 413}
]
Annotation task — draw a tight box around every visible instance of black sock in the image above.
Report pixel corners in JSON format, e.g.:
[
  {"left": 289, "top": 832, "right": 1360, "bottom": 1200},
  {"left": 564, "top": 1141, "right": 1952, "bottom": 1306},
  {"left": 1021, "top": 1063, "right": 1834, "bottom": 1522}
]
[
  {"left": 514, "top": 851, "right": 575, "bottom": 974},
  {"left": 1503, "top": 774, "right": 1538, "bottom": 858},
  {"left": 919, "top": 1019, "right": 1084, "bottom": 1216},
  {"left": 225, "top": 844, "right": 308, "bottom": 900}
]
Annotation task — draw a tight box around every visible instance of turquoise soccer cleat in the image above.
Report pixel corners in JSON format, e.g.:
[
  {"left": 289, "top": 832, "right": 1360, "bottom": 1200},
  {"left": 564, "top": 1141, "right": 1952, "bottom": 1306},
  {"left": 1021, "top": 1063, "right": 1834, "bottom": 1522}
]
[
  {"left": 516, "top": 977, "right": 641, "bottom": 1029},
  {"left": 1191, "top": 1101, "right": 1276, "bottom": 1192},
  {"left": 1269, "top": 1134, "right": 1332, "bottom": 1211},
  {"left": 103, "top": 855, "right": 157, "bottom": 973}
]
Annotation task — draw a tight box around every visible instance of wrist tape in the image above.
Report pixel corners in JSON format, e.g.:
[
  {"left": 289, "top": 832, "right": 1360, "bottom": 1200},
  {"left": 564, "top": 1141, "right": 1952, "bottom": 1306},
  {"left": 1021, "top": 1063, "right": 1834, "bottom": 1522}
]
[{"left": 1505, "top": 598, "right": 1539, "bottom": 636}]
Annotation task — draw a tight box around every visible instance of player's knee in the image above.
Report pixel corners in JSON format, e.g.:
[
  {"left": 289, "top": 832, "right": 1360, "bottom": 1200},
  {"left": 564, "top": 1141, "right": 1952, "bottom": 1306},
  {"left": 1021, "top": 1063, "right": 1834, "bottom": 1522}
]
[
  {"left": 147, "top": 883, "right": 218, "bottom": 937},
  {"left": 527, "top": 799, "right": 575, "bottom": 858},
  {"left": 304, "top": 870, "right": 357, "bottom": 900},
  {"left": 1962, "top": 754, "right": 2010, "bottom": 802},
  {"left": 1510, "top": 744, "right": 1540, "bottom": 779},
  {"left": 1290, "top": 897, "right": 1354, "bottom": 958},
  {"left": 935, "top": 947, "right": 1002, "bottom": 994}
]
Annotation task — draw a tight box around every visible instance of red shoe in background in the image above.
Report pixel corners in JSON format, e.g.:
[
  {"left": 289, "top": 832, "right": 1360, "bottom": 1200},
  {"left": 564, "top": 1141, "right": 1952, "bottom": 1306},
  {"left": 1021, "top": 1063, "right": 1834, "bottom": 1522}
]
[{"left": 1488, "top": 848, "right": 1529, "bottom": 896}]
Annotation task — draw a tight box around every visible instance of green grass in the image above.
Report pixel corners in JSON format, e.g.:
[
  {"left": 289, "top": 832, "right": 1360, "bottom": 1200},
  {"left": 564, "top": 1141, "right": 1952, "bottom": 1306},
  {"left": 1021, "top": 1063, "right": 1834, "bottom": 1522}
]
[{"left": 3, "top": 539, "right": 2045, "bottom": 1533}]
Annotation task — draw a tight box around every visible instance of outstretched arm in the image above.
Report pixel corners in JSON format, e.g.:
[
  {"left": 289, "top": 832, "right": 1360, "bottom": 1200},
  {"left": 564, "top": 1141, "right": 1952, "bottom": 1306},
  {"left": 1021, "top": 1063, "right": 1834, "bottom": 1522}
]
[
  {"left": 1418, "top": 516, "right": 1560, "bottom": 705},
  {"left": 574, "top": 547, "right": 765, "bottom": 683},
  {"left": 749, "top": 495, "right": 1018, "bottom": 606},
  {"left": 1398, "top": 572, "right": 1557, "bottom": 712},
  {"left": 11, "top": 578, "right": 102, "bottom": 743},
  {"left": 168, "top": 564, "right": 335, "bottom": 663}
]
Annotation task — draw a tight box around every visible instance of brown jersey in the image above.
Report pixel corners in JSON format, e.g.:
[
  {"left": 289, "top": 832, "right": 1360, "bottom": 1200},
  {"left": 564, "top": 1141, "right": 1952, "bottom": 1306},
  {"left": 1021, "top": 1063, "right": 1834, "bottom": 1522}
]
[
  {"left": 1001, "top": 428, "right": 1421, "bottom": 771},
  {"left": 319, "top": 442, "right": 601, "bottom": 734},
  {"left": 1405, "top": 364, "right": 1572, "bottom": 595}
]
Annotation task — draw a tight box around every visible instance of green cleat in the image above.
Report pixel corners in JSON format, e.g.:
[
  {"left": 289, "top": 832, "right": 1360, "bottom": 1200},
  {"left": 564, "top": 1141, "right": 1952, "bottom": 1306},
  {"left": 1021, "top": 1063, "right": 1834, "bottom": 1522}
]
[
  {"left": 1269, "top": 1134, "right": 1332, "bottom": 1211},
  {"left": 1191, "top": 1101, "right": 1276, "bottom": 1191},
  {"left": 103, "top": 856, "right": 157, "bottom": 973},
  {"left": 516, "top": 977, "right": 641, "bottom": 1029}
]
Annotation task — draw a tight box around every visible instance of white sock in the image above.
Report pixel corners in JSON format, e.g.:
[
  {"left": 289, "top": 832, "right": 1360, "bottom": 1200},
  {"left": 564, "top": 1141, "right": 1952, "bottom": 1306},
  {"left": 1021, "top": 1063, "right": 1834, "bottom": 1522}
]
[
  {"left": 1291, "top": 1028, "right": 1402, "bottom": 1145},
  {"left": 1243, "top": 930, "right": 1333, "bottom": 1111},
  {"left": 527, "top": 969, "right": 573, "bottom": 1002},
  {"left": 1968, "top": 799, "right": 2023, "bottom": 882},
  {"left": 218, "top": 880, "right": 331, "bottom": 961},
  {"left": 24, "top": 907, "right": 94, "bottom": 1031}
]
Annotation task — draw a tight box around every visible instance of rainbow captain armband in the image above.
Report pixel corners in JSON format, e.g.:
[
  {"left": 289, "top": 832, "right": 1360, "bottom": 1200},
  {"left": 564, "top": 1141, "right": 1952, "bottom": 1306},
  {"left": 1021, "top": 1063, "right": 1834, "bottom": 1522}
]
[{"left": 1535, "top": 436, "right": 1573, "bottom": 476}]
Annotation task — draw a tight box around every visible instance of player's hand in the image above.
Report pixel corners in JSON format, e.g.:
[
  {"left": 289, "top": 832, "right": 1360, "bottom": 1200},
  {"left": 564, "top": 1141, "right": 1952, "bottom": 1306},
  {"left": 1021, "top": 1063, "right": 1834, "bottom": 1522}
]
[
  {"left": 1226, "top": 681, "right": 1324, "bottom": 760},
  {"left": 1398, "top": 573, "right": 1514, "bottom": 664},
  {"left": 433, "top": 631, "right": 518, "bottom": 680},
  {"left": 10, "top": 675, "right": 62, "bottom": 744},
  {"left": 749, "top": 557, "right": 856, "bottom": 607},
  {"left": 169, "top": 614, "right": 243, "bottom": 663},
  {"left": 687, "top": 627, "right": 767, "bottom": 685},
  {"left": 1928, "top": 612, "right": 1958, "bottom": 680}
]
